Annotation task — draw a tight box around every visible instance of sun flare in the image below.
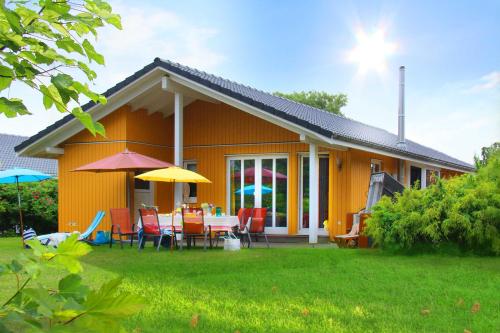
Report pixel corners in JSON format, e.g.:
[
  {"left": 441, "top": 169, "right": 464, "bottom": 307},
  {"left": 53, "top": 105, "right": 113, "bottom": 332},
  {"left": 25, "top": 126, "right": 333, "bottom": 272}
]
[{"left": 347, "top": 28, "right": 397, "bottom": 75}]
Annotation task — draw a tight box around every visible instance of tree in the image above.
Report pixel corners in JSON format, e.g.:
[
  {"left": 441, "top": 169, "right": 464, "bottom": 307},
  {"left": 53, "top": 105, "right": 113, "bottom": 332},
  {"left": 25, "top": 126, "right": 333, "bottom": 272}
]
[
  {"left": 474, "top": 142, "right": 500, "bottom": 169},
  {"left": 0, "top": 0, "right": 122, "bottom": 137},
  {"left": 273, "top": 90, "right": 348, "bottom": 116}
]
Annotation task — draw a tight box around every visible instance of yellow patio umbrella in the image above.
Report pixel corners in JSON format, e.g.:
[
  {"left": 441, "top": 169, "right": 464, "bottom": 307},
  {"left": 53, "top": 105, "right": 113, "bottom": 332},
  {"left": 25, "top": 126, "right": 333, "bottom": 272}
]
[{"left": 135, "top": 166, "right": 211, "bottom": 251}]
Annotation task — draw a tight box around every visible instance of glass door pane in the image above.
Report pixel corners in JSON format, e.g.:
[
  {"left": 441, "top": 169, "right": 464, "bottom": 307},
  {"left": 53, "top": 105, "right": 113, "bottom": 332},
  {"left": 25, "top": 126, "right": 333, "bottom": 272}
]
[
  {"left": 318, "top": 157, "right": 329, "bottom": 229},
  {"left": 229, "top": 160, "right": 241, "bottom": 215},
  {"left": 301, "top": 157, "right": 310, "bottom": 229},
  {"left": 275, "top": 158, "right": 288, "bottom": 227},
  {"left": 243, "top": 159, "right": 255, "bottom": 209},
  {"left": 261, "top": 159, "right": 273, "bottom": 227}
]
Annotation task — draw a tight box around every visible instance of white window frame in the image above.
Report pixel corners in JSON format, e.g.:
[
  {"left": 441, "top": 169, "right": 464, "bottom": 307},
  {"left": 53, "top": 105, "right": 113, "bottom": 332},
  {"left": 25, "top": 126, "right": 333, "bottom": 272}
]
[
  {"left": 226, "top": 154, "right": 289, "bottom": 234},
  {"left": 183, "top": 160, "right": 198, "bottom": 203},
  {"left": 407, "top": 162, "right": 440, "bottom": 189}
]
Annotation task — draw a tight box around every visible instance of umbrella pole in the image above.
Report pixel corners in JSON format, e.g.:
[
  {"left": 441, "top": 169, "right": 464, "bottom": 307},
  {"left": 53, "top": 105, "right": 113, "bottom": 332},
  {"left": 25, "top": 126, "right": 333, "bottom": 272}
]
[
  {"left": 16, "top": 176, "right": 24, "bottom": 247},
  {"left": 170, "top": 180, "right": 175, "bottom": 253}
]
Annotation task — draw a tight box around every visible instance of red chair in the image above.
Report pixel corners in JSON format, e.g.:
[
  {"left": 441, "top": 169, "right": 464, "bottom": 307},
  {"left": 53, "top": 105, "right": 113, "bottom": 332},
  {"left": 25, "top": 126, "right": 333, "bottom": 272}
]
[
  {"left": 109, "top": 208, "right": 137, "bottom": 248},
  {"left": 232, "top": 208, "right": 253, "bottom": 248},
  {"left": 247, "top": 208, "right": 269, "bottom": 248},
  {"left": 138, "top": 208, "right": 175, "bottom": 251},
  {"left": 181, "top": 207, "right": 211, "bottom": 250}
]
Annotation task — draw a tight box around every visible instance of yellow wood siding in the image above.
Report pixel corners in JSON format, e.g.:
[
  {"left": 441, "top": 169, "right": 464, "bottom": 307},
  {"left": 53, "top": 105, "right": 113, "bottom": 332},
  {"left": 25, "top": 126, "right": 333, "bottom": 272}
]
[
  {"left": 58, "top": 106, "right": 129, "bottom": 234},
  {"left": 348, "top": 150, "right": 398, "bottom": 214}
]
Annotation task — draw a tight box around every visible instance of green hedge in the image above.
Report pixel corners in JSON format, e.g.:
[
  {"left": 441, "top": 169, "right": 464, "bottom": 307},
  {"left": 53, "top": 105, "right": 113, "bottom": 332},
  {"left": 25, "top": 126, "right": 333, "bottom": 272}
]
[
  {"left": 365, "top": 152, "right": 500, "bottom": 255},
  {"left": 0, "top": 179, "right": 58, "bottom": 235}
]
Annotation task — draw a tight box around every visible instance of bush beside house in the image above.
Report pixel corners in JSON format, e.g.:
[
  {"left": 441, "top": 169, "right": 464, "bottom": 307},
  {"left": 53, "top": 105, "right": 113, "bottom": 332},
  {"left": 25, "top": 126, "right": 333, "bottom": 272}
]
[
  {"left": 365, "top": 151, "right": 500, "bottom": 255},
  {"left": 0, "top": 179, "right": 58, "bottom": 235}
]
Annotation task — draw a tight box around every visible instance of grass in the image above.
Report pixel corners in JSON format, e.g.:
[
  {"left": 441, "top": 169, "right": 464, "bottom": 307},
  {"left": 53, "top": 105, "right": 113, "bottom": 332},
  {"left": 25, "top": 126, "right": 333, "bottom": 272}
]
[{"left": 1, "top": 238, "right": 499, "bottom": 332}]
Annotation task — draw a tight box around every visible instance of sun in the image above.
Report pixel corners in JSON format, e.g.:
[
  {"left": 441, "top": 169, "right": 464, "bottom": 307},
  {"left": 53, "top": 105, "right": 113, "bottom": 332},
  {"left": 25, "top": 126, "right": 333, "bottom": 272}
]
[{"left": 347, "top": 28, "right": 397, "bottom": 75}]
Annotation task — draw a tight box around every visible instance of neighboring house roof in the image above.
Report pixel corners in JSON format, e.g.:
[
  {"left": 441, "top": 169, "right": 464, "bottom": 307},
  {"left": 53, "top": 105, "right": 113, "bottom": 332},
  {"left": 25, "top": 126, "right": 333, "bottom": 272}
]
[
  {"left": 14, "top": 58, "right": 474, "bottom": 171},
  {"left": 1, "top": 133, "right": 58, "bottom": 176}
]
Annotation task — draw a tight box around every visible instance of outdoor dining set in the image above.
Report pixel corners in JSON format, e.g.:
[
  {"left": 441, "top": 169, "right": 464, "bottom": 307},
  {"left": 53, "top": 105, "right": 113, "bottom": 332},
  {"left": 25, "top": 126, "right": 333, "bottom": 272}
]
[{"left": 108, "top": 206, "right": 270, "bottom": 251}]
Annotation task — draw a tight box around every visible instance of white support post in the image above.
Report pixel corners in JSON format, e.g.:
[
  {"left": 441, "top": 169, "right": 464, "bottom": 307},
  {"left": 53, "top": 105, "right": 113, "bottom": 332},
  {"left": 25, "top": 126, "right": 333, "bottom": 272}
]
[
  {"left": 174, "top": 92, "right": 184, "bottom": 208},
  {"left": 309, "top": 142, "right": 319, "bottom": 244}
]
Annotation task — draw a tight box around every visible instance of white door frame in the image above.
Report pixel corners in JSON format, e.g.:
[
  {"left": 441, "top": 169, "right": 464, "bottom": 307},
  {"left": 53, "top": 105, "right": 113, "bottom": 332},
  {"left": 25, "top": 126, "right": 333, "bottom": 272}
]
[
  {"left": 226, "top": 154, "right": 289, "bottom": 235},
  {"left": 298, "top": 153, "right": 329, "bottom": 236}
]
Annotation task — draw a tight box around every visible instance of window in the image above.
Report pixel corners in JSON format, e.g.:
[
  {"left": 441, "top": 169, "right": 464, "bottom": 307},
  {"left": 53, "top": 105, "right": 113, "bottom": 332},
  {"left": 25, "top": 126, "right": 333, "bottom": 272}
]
[
  {"left": 134, "top": 171, "right": 150, "bottom": 190},
  {"left": 370, "top": 159, "right": 382, "bottom": 174},
  {"left": 183, "top": 161, "right": 197, "bottom": 203},
  {"left": 410, "top": 166, "right": 422, "bottom": 189},
  {"left": 409, "top": 164, "right": 440, "bottom": 189},
  {"left": 426, "top": 169, "right": 440, "bottom": 186}
]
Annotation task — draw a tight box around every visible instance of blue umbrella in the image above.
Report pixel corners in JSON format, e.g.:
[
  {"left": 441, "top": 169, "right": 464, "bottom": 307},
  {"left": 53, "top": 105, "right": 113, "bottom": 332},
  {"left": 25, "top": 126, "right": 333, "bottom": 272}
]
[
  {"left": 0, "top": 168, "right": 52, "bottom": 246},
  {"left": 235, "top": 185, "right": 272, "bottom": 195}
]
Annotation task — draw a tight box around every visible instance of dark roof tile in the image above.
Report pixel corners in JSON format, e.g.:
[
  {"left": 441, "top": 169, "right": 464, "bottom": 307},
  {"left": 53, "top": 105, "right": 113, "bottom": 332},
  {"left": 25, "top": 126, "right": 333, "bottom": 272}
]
[{"left": 1, "top": 133, "right": 57, "bottom": 175}]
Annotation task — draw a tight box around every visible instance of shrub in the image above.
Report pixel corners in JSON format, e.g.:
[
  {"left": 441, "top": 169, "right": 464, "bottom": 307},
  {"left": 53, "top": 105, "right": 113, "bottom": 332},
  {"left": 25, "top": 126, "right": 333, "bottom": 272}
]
[
  {"left": 365, "top": 151, "right": 500, "bottom": 255},
  {"left": 0, "top": 179, "right": 58, "bottom": 235}
]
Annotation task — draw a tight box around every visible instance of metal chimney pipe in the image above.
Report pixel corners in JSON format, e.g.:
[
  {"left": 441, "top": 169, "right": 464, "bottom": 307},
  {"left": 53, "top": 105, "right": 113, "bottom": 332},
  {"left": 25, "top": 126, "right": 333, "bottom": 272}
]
[{"left": 397, "top": 66, "right": 406, "bottom": 148}]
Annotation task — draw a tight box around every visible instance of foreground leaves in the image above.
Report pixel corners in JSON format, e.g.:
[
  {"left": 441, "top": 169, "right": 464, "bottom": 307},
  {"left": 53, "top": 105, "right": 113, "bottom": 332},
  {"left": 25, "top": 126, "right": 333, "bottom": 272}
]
[
  {"left": 0, "top": 234, "right": 144, "bottom": 332},
  {"left": 0, "top": 0, "right": 121, "bottom": 136}
]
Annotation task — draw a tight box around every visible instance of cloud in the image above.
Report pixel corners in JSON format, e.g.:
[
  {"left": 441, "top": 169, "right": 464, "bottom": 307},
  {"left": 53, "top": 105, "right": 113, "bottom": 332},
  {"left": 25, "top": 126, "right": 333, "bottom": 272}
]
[
  {"left": 405, "top": 81, "right": 500, "bottom": 164},
  {"left": 93, "top": 1, "right": 225, "bottom": 88},
  {"left": 464, "top": 71, "right": 500, "bottom": 93}
]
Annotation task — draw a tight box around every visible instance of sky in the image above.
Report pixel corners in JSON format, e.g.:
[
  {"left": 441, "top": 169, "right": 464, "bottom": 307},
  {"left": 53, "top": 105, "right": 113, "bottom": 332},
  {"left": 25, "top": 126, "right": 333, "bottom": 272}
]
[{"left": 1, "top": 0, "right": 499, "bottom": 163}]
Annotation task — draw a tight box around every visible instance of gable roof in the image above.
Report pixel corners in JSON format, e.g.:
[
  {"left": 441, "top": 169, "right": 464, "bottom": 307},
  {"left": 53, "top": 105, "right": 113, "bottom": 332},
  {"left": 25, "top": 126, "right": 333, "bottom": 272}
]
[
  {"left": 1, "top": 133, "right": 58, "bottom": 176},
  {"left": 15, "top": 58, "right": 474, "bottom": 172}
]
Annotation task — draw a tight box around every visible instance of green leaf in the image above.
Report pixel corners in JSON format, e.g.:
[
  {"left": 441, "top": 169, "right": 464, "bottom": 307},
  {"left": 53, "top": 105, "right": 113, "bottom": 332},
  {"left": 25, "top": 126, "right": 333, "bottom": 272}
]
[
  {"left": 52, "top": 73, "right": 73, "bottom": 90},
  {"left": 8, "top": 259, "right": 23, "bottom": 273},
  {"left": 55, "top": 234, "right": 92, "bottom": 259},
  {"left": 40, "top": 85, "right": 54, "bottom": 109},
  {"left": 0, "top": 64, "right": 13, "bottom": 91},
  {"left": 105, "top": 14, "right": 122, "bottom": 30},
  {"left": 23, "top": 286, "right": 58, "bottom": 317},
  {"left": 2, "top": 7, "right": 23, "bottom": 34},
  {"left": 82, "top": 39, "right": 104, "bottom": 65},
  {"left": 58, "top": 274, "right": 89, "bottom": 301},
  {"left": 0, "top": 97, "right": 30, "bottom": 117},
  {"left": 84, "top": 278, "right": 144, "bottom": 316},
  {"left": 56, "top": 38, "right": 84, "bottom": 55},
  {"left": 77, "top": 61, "right": 97, "bottom": 80},
  {"left": 72, "top": 107, "right": 97, "bottom": 136},
  {"left": 93, "top": 121, "right": 106, "bottom": 137}
]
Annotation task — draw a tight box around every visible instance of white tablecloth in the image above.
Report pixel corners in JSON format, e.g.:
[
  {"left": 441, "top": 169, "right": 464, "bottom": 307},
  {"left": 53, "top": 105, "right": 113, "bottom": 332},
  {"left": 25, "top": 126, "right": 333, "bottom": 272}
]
[{"left": 137, "top": 214, "right": 239, "bottom": 229}]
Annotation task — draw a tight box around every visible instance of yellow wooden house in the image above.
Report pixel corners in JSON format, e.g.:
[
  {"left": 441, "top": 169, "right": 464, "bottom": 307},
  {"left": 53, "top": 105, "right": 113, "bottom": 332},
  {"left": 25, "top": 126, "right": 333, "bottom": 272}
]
[{"left": 15, "top": 59, "right": 473, "bottom": 243}]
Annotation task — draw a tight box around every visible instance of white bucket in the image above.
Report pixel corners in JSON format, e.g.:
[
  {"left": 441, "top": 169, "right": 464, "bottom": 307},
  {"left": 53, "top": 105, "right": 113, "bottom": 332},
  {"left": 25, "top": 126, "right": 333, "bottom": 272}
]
[{"left": 224, "top": 238, "right": 240, "bottom": 251}]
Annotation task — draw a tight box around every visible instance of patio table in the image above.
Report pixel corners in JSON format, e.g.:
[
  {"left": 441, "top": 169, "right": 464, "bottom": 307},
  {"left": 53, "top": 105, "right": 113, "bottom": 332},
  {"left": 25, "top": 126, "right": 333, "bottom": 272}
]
[{"left": 136, "top": 214, "right": 239, "bottom": 249}]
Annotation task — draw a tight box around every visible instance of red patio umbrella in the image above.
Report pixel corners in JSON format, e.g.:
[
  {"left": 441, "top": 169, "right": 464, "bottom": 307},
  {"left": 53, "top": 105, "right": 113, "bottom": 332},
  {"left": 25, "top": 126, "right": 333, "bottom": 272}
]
[
  {"left": 234, "top": 167, "right": 287, "bottom": 180},
  {"left": 74, "top": 149, "right": 173, "bottom": 172},
  {"left": 73, "top": 149, "right": 174, "bottom": 209}
]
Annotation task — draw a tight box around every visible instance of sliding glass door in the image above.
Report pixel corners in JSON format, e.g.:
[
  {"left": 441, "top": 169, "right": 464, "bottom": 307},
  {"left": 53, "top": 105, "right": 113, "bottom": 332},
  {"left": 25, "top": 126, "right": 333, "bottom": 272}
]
[
  {"left": 299, "top": 154, "right": 329, "bottom": 235},
  {"left": 228, "top": 155, "right": 288, "bottom": 234}
]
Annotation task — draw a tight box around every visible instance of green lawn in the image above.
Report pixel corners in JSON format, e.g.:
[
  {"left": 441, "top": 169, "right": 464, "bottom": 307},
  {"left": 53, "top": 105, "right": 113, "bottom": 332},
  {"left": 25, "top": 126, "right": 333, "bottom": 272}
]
[{"left": 1, "top": 238, "right": 499, "bottom": 333}]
